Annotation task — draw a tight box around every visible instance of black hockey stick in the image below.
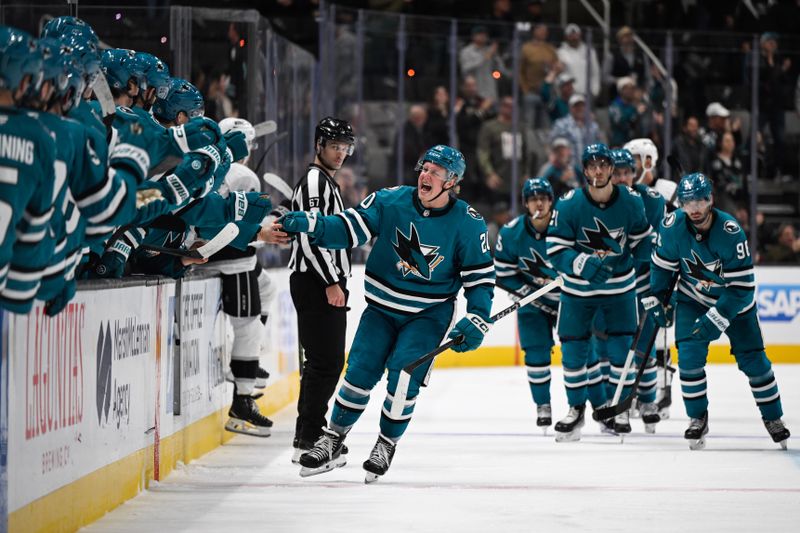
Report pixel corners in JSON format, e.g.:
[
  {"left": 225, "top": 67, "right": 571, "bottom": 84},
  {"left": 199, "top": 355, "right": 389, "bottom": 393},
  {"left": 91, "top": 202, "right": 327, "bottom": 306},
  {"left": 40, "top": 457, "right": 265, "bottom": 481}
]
[
  {"left": 592, "top": 277, "right": 678, "bottom": 421},
  {"left": 496, "top": 282, "right": 558, "bottom": 317},
  {"left": 140, "top": 223, "right": 240, "bottom": 259}
]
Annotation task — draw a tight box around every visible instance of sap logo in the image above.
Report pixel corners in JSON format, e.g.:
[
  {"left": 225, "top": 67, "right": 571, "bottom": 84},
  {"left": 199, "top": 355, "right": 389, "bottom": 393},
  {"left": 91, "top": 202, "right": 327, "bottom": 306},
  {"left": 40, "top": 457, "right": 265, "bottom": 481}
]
[{"left": 757, "top": 285, "right": 800, "bottom": 322}]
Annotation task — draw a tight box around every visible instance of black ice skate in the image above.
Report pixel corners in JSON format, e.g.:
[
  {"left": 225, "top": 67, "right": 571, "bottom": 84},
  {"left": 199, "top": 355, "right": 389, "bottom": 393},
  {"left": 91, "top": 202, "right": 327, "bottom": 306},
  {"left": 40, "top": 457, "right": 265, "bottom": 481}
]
[
  {"left": 255, "top": 366, "right": 269, "bottom": 389},
  {"left": 614, "top": 410, "right": 632, "bottom": 435},
  {"left": 685, "top": 411, "right": 709, "bottom": 450},
  {"left": 225, "top": 394, "right": 273, "bottom": 437},
  {"left": 299, "top": 427, "right": 347, "bottom": 477},
  {"left": 640, "top": 402, "right": 661, "bottom": 434},
  {"left": 293, "top": 435, "right": 349, "bottom": 464},
  {"left": 363, "top": 435, "right": 397, "bottom": 484},
  {"left": 593, "top": 404, "right": 618, "bottom": 436},
  {"left": 537, "top": 404, "right": 552, "bottom": 432},
  {"left": 763, "top": 418, "right": 790, "bottom": 450},
  {"left": 555, "top": 405, "right": 585, "bottom": 442}
]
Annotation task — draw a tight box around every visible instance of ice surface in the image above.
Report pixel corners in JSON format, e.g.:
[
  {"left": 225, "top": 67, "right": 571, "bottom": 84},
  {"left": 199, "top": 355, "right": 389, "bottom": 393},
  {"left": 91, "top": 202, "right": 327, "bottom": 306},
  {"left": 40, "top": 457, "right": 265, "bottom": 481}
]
[{"left": 81, "top": 365, "right": 800, "bottom": 532}]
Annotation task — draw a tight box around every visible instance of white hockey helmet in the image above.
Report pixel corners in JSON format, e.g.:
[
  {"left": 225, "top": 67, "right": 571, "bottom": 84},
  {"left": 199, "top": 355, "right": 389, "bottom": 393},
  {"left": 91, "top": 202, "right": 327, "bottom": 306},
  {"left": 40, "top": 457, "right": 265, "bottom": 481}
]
[
  {"left": 218, "top": 162, "right": 261, "bottom": 198},
  {"left": 219, "top": 117, "right": 256, "bottom": 162},
  {"left": 623, "top": 138, "right": 658, "bottom": 183}
]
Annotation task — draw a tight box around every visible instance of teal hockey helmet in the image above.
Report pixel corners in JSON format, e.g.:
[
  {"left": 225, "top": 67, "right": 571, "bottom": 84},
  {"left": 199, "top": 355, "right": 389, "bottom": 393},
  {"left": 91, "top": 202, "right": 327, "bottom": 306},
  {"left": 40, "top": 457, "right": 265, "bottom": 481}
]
[
  {"left": 416, "top": 144, "right": 466, "bottom": 182},
  {"left": 611, "top": 148, "right": 635, "bottom": 169},
  {"left": 153, "top": 77, "right": 204, "bottom": 122},
  {"left": 582, "top": 143, "right": 613, "bottom": 167},
  {"left": 41, "top": 16, "right": 99, "bottom": 47},
  {"left": 0, "top": 25, "right": 43, "bottom": 94},
  {"left": 38, "top": 37, "right": 85, "bottom": 111},
  {"left": 522, "top": 177, "right": 553, "bottom": 202},
  {"left": 64, "top": 32, "right": 100, "bottom": 88},
  {"left": 101, "top": 48, "right": 143, "bottom": 91},
  {"left": 134, "top": 51, "right": 170, "bottom": 99},
  {"left": 677, "top": 173, "right": 712, "bottom": 205}
]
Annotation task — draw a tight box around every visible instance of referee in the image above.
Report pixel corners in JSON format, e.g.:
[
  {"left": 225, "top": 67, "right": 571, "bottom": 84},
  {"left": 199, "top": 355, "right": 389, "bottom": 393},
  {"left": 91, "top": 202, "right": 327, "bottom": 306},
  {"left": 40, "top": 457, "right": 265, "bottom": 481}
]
[{"left": 290, "top": 117, "right": 355, "bottom": 462}]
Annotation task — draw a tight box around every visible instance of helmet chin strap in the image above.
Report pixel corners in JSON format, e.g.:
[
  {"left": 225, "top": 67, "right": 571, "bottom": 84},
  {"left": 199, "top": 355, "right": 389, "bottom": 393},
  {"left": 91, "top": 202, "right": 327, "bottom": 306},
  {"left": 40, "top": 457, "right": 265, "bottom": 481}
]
[{"left": 423, "top": 179, "right": 456, "bottom": 205}]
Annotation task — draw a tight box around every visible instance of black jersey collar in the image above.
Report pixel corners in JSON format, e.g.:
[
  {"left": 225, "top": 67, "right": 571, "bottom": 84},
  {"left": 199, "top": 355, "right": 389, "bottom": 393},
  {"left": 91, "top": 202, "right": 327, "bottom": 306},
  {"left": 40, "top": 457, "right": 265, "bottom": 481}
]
[
  {"left": 582, "top": 183, "right": 619, "bottom": 209},
  {"left": 412, "top": 189, "right": 457, "bottom": 217}
]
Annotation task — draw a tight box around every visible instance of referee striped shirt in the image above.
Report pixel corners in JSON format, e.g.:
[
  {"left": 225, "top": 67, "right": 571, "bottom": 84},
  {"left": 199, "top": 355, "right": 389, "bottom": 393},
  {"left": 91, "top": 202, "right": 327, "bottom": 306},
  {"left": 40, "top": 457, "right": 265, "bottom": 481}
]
[{"left": 288, "top": 163, "right": 352, "bottom": 285}]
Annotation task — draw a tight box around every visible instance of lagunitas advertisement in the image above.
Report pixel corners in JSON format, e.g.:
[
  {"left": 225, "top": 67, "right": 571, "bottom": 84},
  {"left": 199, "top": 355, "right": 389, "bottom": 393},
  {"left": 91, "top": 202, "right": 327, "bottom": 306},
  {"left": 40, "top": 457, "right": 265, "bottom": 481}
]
[{"left": 6, "top": 287, "right": 158, "bottom": 513}]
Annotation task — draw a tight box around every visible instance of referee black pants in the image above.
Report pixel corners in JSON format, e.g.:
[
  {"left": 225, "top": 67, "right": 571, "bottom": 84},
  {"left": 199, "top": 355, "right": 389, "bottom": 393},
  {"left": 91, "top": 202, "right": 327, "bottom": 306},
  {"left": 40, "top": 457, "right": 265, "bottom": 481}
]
[{"left": 290, "top": 271, "right": 348, "bottom": 443}]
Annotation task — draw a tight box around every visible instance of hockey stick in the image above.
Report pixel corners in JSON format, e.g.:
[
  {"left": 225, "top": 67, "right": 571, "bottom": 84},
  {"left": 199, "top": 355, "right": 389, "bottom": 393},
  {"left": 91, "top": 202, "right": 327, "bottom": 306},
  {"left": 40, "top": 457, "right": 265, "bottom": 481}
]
[
  {"left": 253, "top": 120, "right": 277, "bottom": 138},
  {"left": 392, "top": 276, "right": 564, "bottom": 392},
  {"left": 496, "top": 282, "right": 558, "bottom": 317},
  {"left": 592, "top": 277, "right": 678, "bottom": 421},
  {"left": 140, "top": 222, "right": 240, "bottom": 259},
  {"left": 253, "top": 131, "right": 289, "bottom": 176},
  {"left": 263, "top": 172, "right": 294, "bottom": 200}
]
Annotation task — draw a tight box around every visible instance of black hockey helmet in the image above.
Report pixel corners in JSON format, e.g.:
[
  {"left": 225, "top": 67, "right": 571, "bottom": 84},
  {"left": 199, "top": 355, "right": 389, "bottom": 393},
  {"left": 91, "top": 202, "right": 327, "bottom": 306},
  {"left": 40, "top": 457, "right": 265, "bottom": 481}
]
[{"left": 315, "top": 116, "right": 355, "bottom": 154}]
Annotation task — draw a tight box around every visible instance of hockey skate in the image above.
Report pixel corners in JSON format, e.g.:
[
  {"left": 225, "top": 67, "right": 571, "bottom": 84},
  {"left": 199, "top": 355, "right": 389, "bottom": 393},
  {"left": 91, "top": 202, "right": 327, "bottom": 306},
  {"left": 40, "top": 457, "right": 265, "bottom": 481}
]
[
  {"left": 299, "top": 428, "right": 347, "bottom": 477},
  {"left": 657, "top": 384, "right": 672, "bottom": 419},
  {"left": 630, "top": 398, "right": 641, "bottom": 419},
  {"left": 640, "top": 402, "right": 661, "bottom": 434},
  {"left": 536, "top": 404, "right": 552, "bottom": 433},
  {"left": 592, "top": 404, "right": 618, "bottom": 436},
  {"left": 763, "top": 418, "right": 790, "bottom": 450},
  {"left": 363, "top": 435, "right": 397, "bottom": 484},
  {"left": 614, "top": 410, "right": 632, "bottom": 435},
  {"left": 685, "top": 411, "right": 709, "bottom": 450},
  {"left": 555, "top": 405, "right": 585, "bottom": 442},
  {"left": 225, "top": 394, "right": 273, "bottom": 437},
  {"left": 293, "top": 435, "right": 349, "bottom": 464}
]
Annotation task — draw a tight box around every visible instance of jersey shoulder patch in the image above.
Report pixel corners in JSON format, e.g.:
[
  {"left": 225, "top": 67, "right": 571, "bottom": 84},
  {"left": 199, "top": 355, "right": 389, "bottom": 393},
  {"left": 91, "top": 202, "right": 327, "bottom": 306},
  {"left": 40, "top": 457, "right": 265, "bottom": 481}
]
[
  {"left": 467, "top": 205, "right": 483, "bottom": 220},
  {"left": 503, "top": 216, "right": 521, "bottom": 229},
  {"left": 723, "top": 219, "right": 741, "bottom": 234},
  {"left": 662, "top": 211, "right": 677, "bottom": 228},
  {"left": 560, "top": 189, "right": 576, "bottom": 202}
]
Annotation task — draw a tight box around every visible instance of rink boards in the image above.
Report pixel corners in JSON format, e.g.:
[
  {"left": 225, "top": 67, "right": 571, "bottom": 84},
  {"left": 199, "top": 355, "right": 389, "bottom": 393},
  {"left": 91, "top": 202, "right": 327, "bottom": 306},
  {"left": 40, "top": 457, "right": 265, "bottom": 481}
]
[{"left": 1, "top": 265, "right": 798, "bottom": 533}]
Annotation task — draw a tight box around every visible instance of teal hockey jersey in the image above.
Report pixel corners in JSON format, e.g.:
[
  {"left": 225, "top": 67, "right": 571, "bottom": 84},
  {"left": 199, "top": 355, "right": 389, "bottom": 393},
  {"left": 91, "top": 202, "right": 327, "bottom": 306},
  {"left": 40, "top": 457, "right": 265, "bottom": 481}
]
[
  {"left": 494, "top": 214, "right": 560, "bottom": 310},
  {"left": 633, "top": 183, "right": 667, "bottom": 295},
  {"left": 651, "top": 208, "right": 755, "bottom": 321},
  {"left": 546, "top": 185, "right": 651, "bottom": 298},
  {"left": 304, "top": 186, "right": 495, "bottom": 322}
]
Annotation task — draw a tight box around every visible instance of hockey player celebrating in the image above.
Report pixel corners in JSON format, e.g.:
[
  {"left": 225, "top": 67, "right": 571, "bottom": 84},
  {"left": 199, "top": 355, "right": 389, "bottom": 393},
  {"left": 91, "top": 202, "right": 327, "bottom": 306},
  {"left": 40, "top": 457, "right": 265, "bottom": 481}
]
[
  {"left": 494, "top": 177, "right": 560, "bottom": 431},
  {"left": 280, "top": 145, "right": 495, "bottom": 482},
  {"left": 546, "top": 143, "right": 652, "bottom": 442},
  {"left": 647, "top": 172, "right": 791, "bottom": 450}
]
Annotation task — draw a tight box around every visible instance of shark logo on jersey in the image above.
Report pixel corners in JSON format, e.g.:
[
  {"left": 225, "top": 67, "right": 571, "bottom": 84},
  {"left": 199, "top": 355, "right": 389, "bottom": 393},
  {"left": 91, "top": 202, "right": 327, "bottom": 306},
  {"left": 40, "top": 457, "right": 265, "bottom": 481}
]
[
  {"left": 683, "top": 249, "right": 725, "bottom": 291},
  {"left": 578, "top": 217, "right": 626, "bottom": 258},
  {"left": 521, "top": 247, "right": 557, "bottom": 282},
  {"left": 392, "top": 223, "right": 445, "bottom": 280}
]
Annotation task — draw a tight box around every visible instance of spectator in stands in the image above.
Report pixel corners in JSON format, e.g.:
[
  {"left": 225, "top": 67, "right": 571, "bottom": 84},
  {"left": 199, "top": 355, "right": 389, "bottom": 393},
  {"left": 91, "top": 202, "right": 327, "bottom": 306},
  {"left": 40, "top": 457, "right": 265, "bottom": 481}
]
[
  {"left": 557, "top": 23, "right": 600, "bottom": 99},
  {"left": 708, "top": 131, "right": 746, "bottom": 215},
  {"left": 608, "top": 76, "right": 645, "bottom": 147},
  {"left": 456, "top": 75, "right": 495, "bottom": 204},
  {"left": 477, "top": 95, "right": 531, "bottom": 208},
  {"left": 519, "top": 23, "right": 558, "bottom": 129},
  {"left": 751, "top": 32, "right": 792, "bottom": 179},
  {"left": 548, "top": 93, "right": 603, "bottom": 167},
  {"left": 701, "top": 102, "right": 743, "bottom": 154},
  {"left": 459, "top": 25, "right": 505, "bottom": 102},
  {"left": 487, "top": 0, "right": 514, "bottom": 42},
  {"left": 541, "top": 68, "right": 573, "bottom": 123},
  {"left": 734, "top": 206, "right": 768, "bottom": 259},
  {"left": 672, "top": 115, "right": 709, "bottom": 175},
  {"left": 523, "top": 0, "right": 547, "bottom": 25},
  {"left": 538, "top": 137, "right": 583, "bottom": 198},
  {"left": 604, "top": 26, "right": 646, "bottom": 100},
  {"left": 425, "top": 85, "right": 451, "bottom": 147},
  {"left": 764, "top": 223, "right": 800, "bottom": 264},
  {"left": 396, "top": 104, "right": 431, "bottom": 185}
]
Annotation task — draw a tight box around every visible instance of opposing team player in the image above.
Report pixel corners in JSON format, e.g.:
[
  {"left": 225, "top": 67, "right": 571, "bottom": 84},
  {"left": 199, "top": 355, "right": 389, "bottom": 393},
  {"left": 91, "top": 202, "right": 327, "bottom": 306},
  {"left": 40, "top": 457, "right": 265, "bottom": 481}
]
[
  {"left": 647, "top": 173, "right": 790, "bottom": 450},
  {"left": 494, "top": 177, "right": 560, "bottom": 431},
  {"left": 280, "top": 145, "right": 495, "bottom": 482},
  {"left": 546, "top": 143, "right": 652, "bottom": 442},
  {"left": 0, "top": 26, "right": 57, "bottom": 312}
]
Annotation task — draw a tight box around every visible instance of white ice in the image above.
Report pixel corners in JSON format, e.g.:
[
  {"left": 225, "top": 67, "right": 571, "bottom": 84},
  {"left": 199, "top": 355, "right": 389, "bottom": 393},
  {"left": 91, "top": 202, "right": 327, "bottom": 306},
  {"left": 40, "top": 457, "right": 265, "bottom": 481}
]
[{"left": 82, "top": 365, "right": 800, "bottom": 533}]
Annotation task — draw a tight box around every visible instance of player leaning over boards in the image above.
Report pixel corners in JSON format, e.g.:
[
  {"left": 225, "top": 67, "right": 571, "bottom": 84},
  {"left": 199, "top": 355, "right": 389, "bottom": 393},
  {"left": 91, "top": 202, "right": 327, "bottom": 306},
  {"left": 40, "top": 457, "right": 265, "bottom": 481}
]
[
  {"left": 494, "top": 177, "right": 561, "bottom": 432},
  {"left": 646, "top": 173, "right": 790, "bottom": 450},
  {"left": 546, "top": 143, "right": 652, "bottom": 443},
  {"left": 280, "top": 145, "right": 495, "bottom": 483}
]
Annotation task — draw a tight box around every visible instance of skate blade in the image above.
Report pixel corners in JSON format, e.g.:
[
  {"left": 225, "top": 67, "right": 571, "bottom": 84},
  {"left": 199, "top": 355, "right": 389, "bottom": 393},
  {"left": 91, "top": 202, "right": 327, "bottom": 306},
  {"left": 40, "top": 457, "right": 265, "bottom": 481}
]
[
  {"left": 299, "top": 456, "right": 347, "bottom": 478},
  {"left": 225, "top": 419, "right": 271, "bottom": 438},
  {"left": 599, "top": 426, "right": 618, "bottom": 436},
  {"left": 688, "top": 438, "right": 706, "bottom": 450},
  {"left": 779, "top": 439, "right": 788, "bottom": 451},
  {"left": 644, "top": 424, "right": 656, "bottom": 434},
  {"left": 540, "top": 427, "right": 549, "bottom": 436},
  {"left": 555, "top": 429, "right": 581, "bottom": 443},
  {"left": 364, "top": 472, "right": 381, "bottom": 484}
]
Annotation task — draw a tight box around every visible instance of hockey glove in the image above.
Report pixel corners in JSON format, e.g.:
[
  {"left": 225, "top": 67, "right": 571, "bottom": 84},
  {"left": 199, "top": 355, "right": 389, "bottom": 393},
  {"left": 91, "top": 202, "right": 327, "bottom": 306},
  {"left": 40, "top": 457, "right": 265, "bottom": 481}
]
[
  {"left": 224, "top": 130, "right": 249, "bottom": 163},
  {"left": 642, "top": 295, "right": 674, "bottom": 328},
  {"left": 573, "top": 253, "right": 613, "bottom": 284},
  {"left": 93, "top": 246, "right": 129, "bottom": 279},
  {"left": 44, "top": 279, "right": 76, "bottom": 317},
  {"left": 691, "top": 307, "right": 729, "bottom": 342},
  {"left": 448, "top": 313, "right": 492, "bottom": 353},
  {"left": 279, "top": 211, "right": 318, "bottom": 234},
  {"left": 170, "top": 116, "right": 223, "bottom": 154},
  {"left": 241, "top": 192, "right": 274, "bottom": 225},
  {"left": 132, "top": 197, "right": 172, "bottom": 227}
]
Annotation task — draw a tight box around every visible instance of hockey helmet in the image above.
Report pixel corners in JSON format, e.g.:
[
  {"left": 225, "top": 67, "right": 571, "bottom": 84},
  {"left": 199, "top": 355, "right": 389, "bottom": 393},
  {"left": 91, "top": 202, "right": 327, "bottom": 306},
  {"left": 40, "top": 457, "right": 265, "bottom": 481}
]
[
  {"left": 134, "top": 51, "right": 170, "bottom": 99},
  {"left": 315, "top": 116, "right": 355, "bottom": 154},
  {"left": 152, "top": 77, "right": 204, "bottom": 122},
  {"left": 522, "top": 177, "right": 554, "bottom": 202},
  {"left": 582, "top": 143, "right": 613, "bottom": 167},
  {"left": 218, "top": 162, "right": 261, "bottom": 198},
  {"left": 101, "top": 48, "right": 143, "bottom": 91},
  {"left": 623, "top": 138, "right": 658, "bottom": 183},
  {"left": 677, "top": 173, "right": 712, "bottom": 205},
  {"left": 38, "top": 37, "right": 85, "bottom": 111},
  {"left": 415, "top": 144, "right": 466, "bottom": 182},
  {"left": 219, "top": 117, "right": 256, "bottom": 153},
  {"left": 0, "top": 25, "right": 43, "bottom": 95},
  {"left": 41, "top": 16, "right": 99, "bottom": 47},
  {"left": 63, "top": 33, "right": 100, "bottom": 88},
  {"left": 611, "top": 148, "right": 635, "bottom": 169}
]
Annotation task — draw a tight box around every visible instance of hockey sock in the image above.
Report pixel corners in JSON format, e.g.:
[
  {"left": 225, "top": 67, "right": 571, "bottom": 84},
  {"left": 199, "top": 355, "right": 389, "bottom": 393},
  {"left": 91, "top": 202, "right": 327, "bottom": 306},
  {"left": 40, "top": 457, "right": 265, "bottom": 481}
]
[
  {"left": 526, "top": 363, "right": 551, "bottom": 406},
  {"left": 609, "top": 364, "right": 636, "bottom": 403},
  {"left": 330, "top": 380, "right": 371, "bottom": 434},
  {"left": 636, "top": 358, "right": 658, "bottom": 404},
  {"left": 379, "top": 391, "right": 417, "bottom": 441},
  {"left": 586, "top": 360, "right": 607, "bottom": 407},
  {"left": 679, "top": 368, "right": 708, "bottom": 419},
  {"left": 563, "top": 366, "right": 588, "bottom": 406},
  {"left": 749, "top": 369, "right": 783, "bottom": 421}
]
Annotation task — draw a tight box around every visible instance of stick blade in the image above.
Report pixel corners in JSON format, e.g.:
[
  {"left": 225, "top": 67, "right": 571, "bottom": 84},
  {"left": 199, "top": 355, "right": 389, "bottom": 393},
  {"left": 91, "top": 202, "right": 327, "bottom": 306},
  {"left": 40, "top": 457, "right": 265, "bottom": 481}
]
[
  {"left": 253, "top": 120, "right": 277, "bottom": 138},
  {"left": 263, "top": 172, "right": 294, "bottom": 199},
  {"left": 196, "top": 222, "right": 240, "bottom": 258}
]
